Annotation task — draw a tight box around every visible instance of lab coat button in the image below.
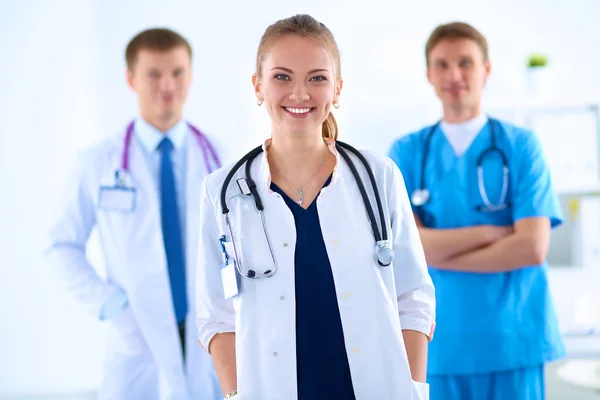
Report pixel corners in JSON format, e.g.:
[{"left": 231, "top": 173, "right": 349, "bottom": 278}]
[
  {"left": 273, "top": 351, "right": 278, "bottom": 357},
  {"left": 283, "top": 242, "right": 288, "bottom": 247},
  {"left": 280, "top": 296, "right": 284, "bottom": 300},
  {"left": 332, "top": 239, "right": 339, "bottom": 245},
  {"left": 343, "top": 292, "right": 350, "bottom": 299},
  {"left": 353, "top": 348, "right": 359, "bottom": 353}
]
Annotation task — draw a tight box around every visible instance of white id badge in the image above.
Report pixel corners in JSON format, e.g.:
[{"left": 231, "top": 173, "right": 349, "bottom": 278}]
[
  {"left": 221, "top": 262, "right": 239, "bottom": 299},
  {"left": 98, "top": 186, "right": 136, "bottom": 212}
]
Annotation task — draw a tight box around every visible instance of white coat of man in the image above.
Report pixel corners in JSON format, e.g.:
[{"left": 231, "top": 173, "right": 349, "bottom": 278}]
[{"left": 45, "top": 28, "right": 222, "bottom": 400}]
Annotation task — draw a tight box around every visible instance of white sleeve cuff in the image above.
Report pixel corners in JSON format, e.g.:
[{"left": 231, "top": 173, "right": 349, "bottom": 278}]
[
  {"left": 197, "top": 321, "right": 236, "bottom": 354},
  {"left": 400, "top": 316, "right": 436, "bottom": 341}
]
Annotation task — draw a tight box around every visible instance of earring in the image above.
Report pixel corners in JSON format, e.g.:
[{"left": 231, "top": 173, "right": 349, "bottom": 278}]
[
  {"left": 257, "top": 99, "right": 263, "bottom": 106},
  {"left": 333, "top": 101, "right": 340, "bottom": 109}
]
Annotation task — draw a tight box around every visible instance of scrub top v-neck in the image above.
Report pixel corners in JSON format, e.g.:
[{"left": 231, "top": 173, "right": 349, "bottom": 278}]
[{"left": 271, "top": 176, "right": 356, "bottom": 400}]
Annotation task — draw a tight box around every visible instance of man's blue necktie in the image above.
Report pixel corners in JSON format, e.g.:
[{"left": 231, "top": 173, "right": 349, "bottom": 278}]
[{"left": 158, "top": 137, "right": 187, "bottom": 324}]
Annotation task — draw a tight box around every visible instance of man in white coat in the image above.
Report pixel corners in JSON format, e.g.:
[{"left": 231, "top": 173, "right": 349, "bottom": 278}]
[{"left": 45, "top": 28, "right": 222, "bottom": 400}]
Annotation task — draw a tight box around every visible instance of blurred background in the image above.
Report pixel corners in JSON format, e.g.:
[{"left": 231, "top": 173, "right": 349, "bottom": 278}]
[{"left": 1, "top": 0, "right": 599, "bottom": 398}]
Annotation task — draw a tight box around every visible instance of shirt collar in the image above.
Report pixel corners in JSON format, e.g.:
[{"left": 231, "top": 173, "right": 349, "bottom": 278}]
[
  {"left": 134, "top": 117, "right": 189, "bottom": 153},
  {"left": 440, "top": 113, "right": 488, "bottom": 134}
]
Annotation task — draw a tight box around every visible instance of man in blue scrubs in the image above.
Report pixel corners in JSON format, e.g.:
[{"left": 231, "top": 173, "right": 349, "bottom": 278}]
[{"left": 388, "top": 22, "right": 565, "bottom": 399}]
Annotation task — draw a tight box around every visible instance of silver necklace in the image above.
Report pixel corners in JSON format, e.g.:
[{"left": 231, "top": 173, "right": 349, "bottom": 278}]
[{"left": 273, "top": 150, "right": 329, "bottom": 206}]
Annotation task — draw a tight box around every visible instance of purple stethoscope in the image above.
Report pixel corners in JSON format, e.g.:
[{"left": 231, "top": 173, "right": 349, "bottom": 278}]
[{"left": 115, "top": 120, "right": 221, "bottom": 186}]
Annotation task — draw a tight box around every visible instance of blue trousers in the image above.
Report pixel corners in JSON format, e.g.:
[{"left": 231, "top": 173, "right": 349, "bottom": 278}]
[{"left": 429, "top": 365, "right": 545, "bottom": 400}]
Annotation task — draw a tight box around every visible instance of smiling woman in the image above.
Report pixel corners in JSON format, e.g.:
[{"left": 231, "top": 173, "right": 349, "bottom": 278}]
[
  {"left": 195, "top": 14, "right": 436, "bottom": 400},
  {"left": 252, "top": 32, "right": 340, "bottom": 207}
]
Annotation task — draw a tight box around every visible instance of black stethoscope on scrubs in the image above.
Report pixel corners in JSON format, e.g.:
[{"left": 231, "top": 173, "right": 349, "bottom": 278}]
[
  {"left": 219, "top": 141, "right": 394, "bottom": 280},
  {"left": 411, "top": 117, "right": 510, "bottom": 213}
]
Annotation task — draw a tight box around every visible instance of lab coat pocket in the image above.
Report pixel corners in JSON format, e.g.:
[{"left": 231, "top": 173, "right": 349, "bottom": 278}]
[
  {"left": 97, "top": 185, "right": 137, "bottom": 212},
  {"left": 412, "top": 380, "right": 429, "bottom": 400}
]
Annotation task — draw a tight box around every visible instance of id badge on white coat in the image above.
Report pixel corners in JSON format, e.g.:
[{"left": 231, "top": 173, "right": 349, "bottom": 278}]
[
  {"left": 98, "top": 186, "right": 136, "bottom": 212},
  {"left": 221, "top": 262, "right": 239, "bottom": 299},
  {"left": 221, "top": 241, "right": 240, "bottom": 299}
]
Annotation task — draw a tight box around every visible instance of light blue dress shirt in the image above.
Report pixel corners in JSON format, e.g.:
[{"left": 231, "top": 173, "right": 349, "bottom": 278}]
[
  {"left": 134, "top": 117, "right": 189, "bottom": 236},
  {"left": 99, "top": 118, "right": 190, "bottom": 320}
]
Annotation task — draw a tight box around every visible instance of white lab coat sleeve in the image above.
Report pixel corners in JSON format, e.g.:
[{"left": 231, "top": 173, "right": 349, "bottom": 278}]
[
  {"left": 44, "top": 149, "right": 122, "bottom": 319},
  {"left": 195, "top": 176, "right": 235, "bottom": 353},
  {"left": 387, "top": 158, "right": 436, "bottom": 339}
]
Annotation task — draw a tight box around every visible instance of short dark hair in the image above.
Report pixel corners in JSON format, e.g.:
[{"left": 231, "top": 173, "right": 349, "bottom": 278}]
[
  {"left": 425, "top": 22, "right": 488, "bottom": 66},
  {"left": 125, "top": 28, "right": 192, "bottom": 69}
]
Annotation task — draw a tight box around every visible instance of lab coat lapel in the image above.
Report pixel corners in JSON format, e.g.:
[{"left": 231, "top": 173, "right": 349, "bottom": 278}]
[
  {"left": 184, "top": 130, "right": 223, "bottom": 397},
  {"left": 124, "top": 134, "right": 188, "bottom": 396},
  {"left": 232, "top": 150, "right": 300, "bottom": 398},
  {"left": 98, "top": 132, "right": 165, "bottom": 280},
  {"left": 185, "top": 131, "right": 207, "bottom": 315},
  {"left": 226, "top": 147, "right": 298, "bottom": 316},
  {"left": 124, "top": 134, "right": 164, "bottom": 278}
]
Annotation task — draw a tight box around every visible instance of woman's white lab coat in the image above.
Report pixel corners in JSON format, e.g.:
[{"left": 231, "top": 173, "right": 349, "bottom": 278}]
[{"left": 196, "top": 142, "right": 436, "bottom": 400}]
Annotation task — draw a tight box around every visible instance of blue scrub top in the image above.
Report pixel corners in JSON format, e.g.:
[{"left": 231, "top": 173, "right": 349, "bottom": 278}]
[
  {"left": 388, "top": 119, "right": 565, "bottom": 375},
  {"left": 271, "top": 177, "right": 356, "bottom": 400}
]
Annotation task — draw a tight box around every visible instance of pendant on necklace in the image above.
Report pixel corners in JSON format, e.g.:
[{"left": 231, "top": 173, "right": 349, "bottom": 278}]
[{"left": 297, "top": 188, "right": 304, "bottom": 206}]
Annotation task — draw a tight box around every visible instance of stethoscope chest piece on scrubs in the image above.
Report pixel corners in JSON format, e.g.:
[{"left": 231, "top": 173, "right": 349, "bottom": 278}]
[{"left": 411, "top": 189, "right": 430, "bottom": 207}]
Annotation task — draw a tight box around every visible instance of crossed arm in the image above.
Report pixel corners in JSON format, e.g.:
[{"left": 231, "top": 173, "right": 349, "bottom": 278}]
[{"left": 415, "top": 215, "right": 551, "bottom": 273}]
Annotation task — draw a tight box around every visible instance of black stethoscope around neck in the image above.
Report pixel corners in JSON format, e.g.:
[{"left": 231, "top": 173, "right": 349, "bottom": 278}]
[
  {"left": 411, "top": 117, "right": 510, "bottom": 212},
  {"left": 219, "top": 141, "right": 394, "bottom": 280}
]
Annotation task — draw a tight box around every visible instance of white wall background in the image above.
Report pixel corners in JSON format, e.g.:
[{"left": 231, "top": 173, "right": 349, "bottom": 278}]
[{"left": 1, "top": 0, "right": 599, "bottom": 395}]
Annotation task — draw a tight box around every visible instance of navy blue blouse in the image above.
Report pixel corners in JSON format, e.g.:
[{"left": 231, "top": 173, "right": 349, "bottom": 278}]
[{"left": 271, "top": 177, "right": 356, "bottom": 400}]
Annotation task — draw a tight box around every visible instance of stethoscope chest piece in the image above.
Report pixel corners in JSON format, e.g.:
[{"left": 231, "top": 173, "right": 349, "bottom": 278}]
[
  {"left": 411, "top": 188, "right": 430, "bottom": 207},
  {"left": 376, "top": 241, "right": 394, "bottom": 266}
]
